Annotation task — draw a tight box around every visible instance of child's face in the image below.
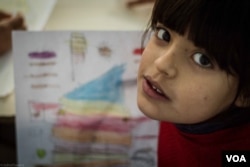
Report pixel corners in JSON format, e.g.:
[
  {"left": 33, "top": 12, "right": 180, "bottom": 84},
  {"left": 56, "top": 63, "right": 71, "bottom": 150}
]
[{"left": 137, "top": 23, "right": 239, "bottom": 124}]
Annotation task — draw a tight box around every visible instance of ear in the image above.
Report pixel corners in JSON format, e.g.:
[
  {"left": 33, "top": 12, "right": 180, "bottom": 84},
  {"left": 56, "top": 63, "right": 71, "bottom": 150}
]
[{"left": 234, "top": 94, "right": 249, "bottom": 107}]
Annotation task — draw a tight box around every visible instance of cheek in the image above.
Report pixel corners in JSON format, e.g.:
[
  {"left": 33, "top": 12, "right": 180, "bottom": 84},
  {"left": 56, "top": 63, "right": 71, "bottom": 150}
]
[
  {"left": 140, "top": 42, "right": 156, "bottom": 63},
  {"left": 176, "top": 85, "right": 212, "bottom": 110},
  {"left": 175, "top": 78, "right": 238, "bottom": 123},
  {"left": 138, "top": 48, "right": 153, "bottom": 74}
]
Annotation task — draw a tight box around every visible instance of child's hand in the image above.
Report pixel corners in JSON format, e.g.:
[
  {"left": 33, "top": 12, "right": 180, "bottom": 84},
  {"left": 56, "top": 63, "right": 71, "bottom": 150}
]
[{"left": 0, "top": 10, "right": 26, "bottom": 55}]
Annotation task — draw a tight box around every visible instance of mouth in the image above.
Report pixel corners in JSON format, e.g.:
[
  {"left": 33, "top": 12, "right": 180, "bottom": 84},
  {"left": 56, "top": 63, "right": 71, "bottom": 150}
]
[{"left": 142, "top": 76, "right": 170, "bottom": 101}]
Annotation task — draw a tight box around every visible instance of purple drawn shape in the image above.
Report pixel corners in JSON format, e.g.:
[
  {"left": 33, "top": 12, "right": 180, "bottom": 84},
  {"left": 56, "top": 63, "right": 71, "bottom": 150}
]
[{"left": 28, "top": 51, "right": 56, "bottom": 59}]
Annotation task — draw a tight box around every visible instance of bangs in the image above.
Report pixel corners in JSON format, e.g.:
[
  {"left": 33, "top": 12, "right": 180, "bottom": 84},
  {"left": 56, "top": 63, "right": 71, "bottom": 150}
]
[{"left": 149, "top": 0, "right": 249, "bottom": 75}]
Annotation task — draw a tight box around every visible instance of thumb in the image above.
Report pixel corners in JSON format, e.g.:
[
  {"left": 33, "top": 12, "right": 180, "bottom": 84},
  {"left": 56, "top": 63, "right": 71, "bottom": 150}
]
[{"left": 0, "top": 10, "right": 11, "bottom": 20}]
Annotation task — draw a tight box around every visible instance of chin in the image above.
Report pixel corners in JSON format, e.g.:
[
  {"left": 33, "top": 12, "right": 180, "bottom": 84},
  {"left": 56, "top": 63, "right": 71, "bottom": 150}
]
[
  {"left": 140, "top": 110, "right": 160, "bottom": 121},
  {"left": 137, "top": 100, "right": 161, "bottom": 121}
]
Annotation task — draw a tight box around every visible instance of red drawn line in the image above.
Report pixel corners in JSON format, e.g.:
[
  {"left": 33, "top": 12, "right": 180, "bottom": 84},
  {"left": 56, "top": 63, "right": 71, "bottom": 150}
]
[
  {"left": 133, "top": 48, "right": 144, "bottom": 55},
  {"left": 30, "top": 101, "right": 60, "bottom": 111}
]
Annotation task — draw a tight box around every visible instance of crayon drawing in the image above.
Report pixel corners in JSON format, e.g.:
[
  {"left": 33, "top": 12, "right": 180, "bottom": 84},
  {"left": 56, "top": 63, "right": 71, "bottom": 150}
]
[{"left": 13, "top": 31, "right": 159, "bottom": 167}]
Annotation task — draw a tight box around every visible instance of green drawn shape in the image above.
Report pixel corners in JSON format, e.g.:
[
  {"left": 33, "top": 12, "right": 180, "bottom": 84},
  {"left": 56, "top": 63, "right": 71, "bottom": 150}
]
[{"left": 36, "top": 148, "right": 46, "bottom": 159}]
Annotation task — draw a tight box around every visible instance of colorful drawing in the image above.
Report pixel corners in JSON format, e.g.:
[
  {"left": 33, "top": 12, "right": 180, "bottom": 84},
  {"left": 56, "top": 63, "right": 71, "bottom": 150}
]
[
  {"left": 36, "top": 148, "right": 47, "bottom": 159},
  {"left": 52, "top": 65, "right": 129, "bottom": 166},
  {"left": 70, "top": 32, "right": 87, "bottom": 61},
  {"left": 29, "top": 51, "right": 56, "bottom": 59},
  {"left": 31, "top": 84, "right": 59, "bottom": 89},
  {"left": 29, "top": 62, "right": 56, "bottom": 66},
  {"left": 131, "top": 148, "right": 156, "bottom": 166},
  {"left": 50, "top": 65, "right": 156, "bottom": 166},
  {"left": 26, "top": 73, "right": 58, "bottom": 78},
  {"left": 133, "top": 48, "right": 144, "bottom": 55},
  {"left": 70, "top": 32, "right": 88, "bottom": 81},
  {"left": 13, "top": 31, "right": 158, "bottom": 167},
  {"left": 98, "top": 43, "right": 112, "bottom": 57},
  {"left": 133, "top": 47, "right": 143, "bottom": 64},
  {"left": 29, "top": 101, "right": 60, "bottom": 120},
  {"left": 30, "top": 101, "right": 60, "bottom": 112}
]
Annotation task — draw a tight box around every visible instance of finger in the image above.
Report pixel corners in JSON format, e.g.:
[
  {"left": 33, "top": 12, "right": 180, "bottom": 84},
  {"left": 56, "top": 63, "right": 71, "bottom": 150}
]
[
  {"left": 0, "top": 10, "right": 11, "bottom": 20},
  {"left": 19, "top": 23, "right": 27, "bottom": 30},
  {"left": 0, "top": 27, "right": 12, "bottom": 55},
  {"left": 14, "top": 17, "right": 27, "bottom": 30},
  {"left": 8, "top": 14, "right": 26, "bottom": 29}
]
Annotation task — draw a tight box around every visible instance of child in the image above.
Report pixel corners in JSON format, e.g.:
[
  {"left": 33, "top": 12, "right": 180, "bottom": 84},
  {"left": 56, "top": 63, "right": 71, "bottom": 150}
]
[{"left": 136, "top": 0, "right": 250, "bottom": 166}]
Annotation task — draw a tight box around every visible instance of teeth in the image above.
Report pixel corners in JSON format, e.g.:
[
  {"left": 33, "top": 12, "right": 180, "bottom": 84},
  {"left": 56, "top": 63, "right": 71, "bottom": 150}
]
[
  {"left": 156, "top": 89, "right": 162, "bottom": 94},
  {"left": 152, "top": 85, "right": 163, "bottom": 94}
]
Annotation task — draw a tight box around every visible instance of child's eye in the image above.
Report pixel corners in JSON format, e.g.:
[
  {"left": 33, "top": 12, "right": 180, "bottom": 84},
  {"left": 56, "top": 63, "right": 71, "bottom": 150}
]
[
  {"left": 193, "top": 53, "right": 212, "bottom": 68},
  {"left": 155, "top": 27, "right": 171, "bottom": 42}
]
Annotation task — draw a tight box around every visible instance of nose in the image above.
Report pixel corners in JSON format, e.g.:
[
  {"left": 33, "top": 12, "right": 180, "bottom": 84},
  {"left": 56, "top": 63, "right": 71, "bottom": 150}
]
[{"left": 154, "top": 46, "right": 178, "bottom": 78}]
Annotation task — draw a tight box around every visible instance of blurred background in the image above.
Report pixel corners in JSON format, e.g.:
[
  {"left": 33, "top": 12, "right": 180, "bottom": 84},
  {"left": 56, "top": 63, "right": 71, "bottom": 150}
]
[
  {"left": 0, "top": 0, "right": 153, "bottom": 164},
  {"left": 0, "top": 0, "right": 153, "bottom": 31}
]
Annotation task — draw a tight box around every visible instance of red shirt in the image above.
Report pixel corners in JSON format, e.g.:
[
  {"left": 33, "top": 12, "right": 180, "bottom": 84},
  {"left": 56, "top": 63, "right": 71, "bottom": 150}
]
[{"left": 158, "top": 121, "right": 250, "bottom": 167}]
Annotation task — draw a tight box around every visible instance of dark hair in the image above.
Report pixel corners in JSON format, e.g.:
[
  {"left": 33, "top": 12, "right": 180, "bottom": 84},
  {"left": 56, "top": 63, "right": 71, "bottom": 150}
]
[{"left": 143, "top": 0, "right": 250, "bottom": 105}]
